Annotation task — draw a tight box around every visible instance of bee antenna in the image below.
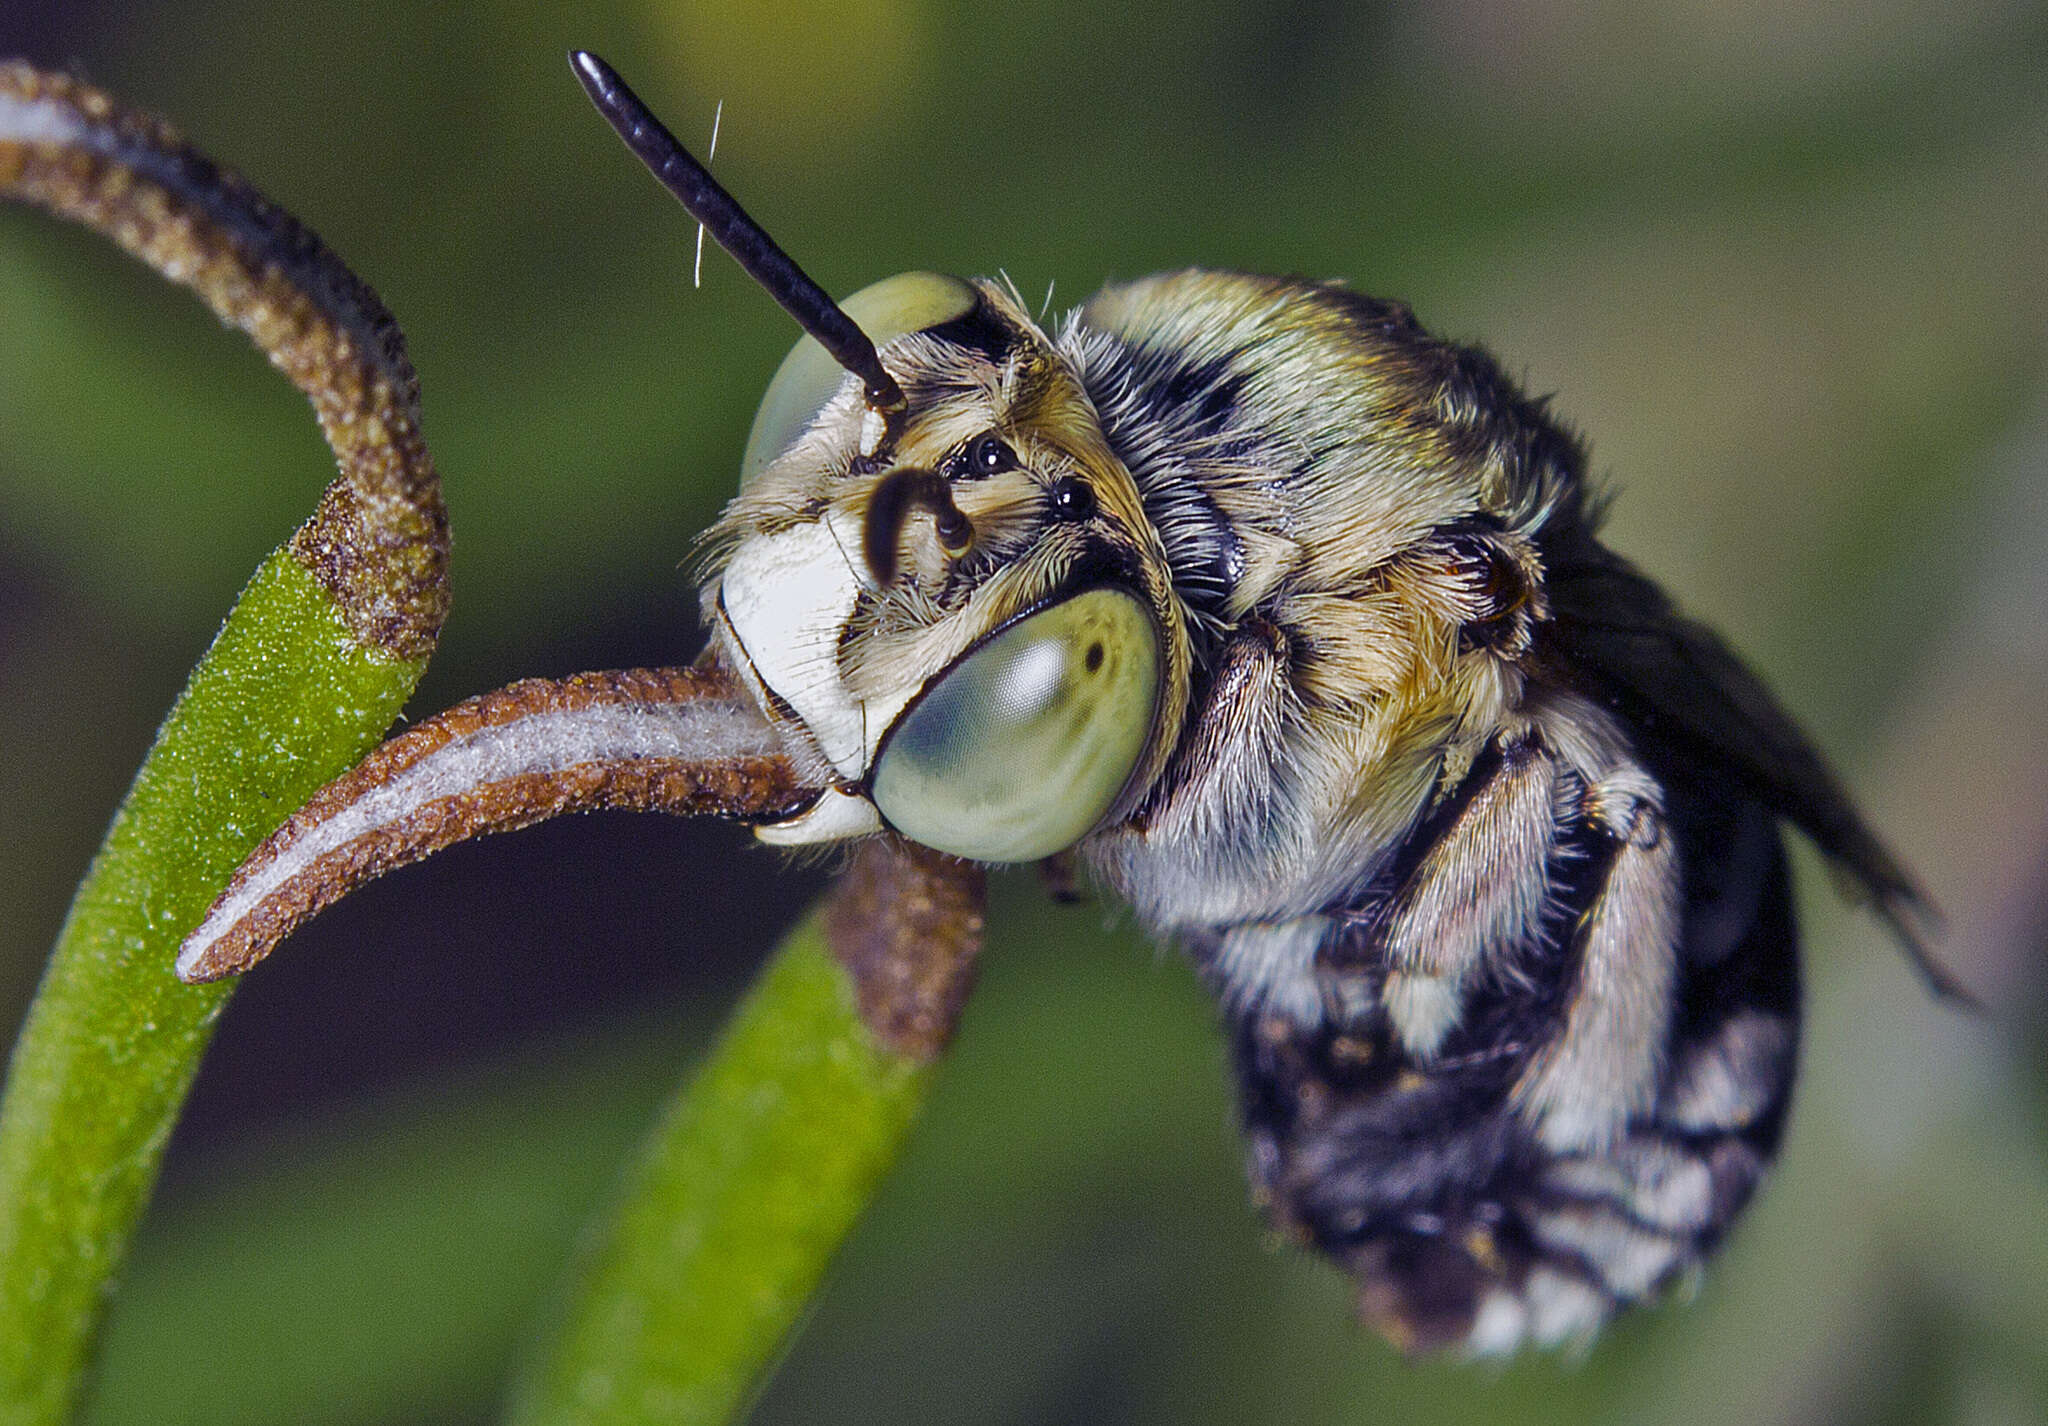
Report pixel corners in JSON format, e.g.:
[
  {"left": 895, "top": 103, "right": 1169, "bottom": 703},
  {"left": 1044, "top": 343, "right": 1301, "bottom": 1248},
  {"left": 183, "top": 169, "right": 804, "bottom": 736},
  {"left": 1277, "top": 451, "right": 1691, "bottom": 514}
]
[{"left": 569, "top": 50, "right": 906, "bottom": 419}]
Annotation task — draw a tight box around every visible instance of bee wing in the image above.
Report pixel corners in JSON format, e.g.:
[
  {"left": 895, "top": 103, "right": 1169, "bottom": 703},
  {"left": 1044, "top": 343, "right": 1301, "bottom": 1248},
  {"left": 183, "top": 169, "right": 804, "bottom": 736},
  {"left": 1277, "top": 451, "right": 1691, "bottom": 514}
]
[{"left": 1543, "top": 544, "right": 1971, "bottom": 1003}]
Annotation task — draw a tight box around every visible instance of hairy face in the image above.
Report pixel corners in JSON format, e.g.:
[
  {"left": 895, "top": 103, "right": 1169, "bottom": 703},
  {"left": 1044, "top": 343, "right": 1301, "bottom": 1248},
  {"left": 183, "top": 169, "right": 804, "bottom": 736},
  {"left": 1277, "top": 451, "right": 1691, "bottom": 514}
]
[{"left": 700, "top": 275, "right": 1194, "bottom": 858}]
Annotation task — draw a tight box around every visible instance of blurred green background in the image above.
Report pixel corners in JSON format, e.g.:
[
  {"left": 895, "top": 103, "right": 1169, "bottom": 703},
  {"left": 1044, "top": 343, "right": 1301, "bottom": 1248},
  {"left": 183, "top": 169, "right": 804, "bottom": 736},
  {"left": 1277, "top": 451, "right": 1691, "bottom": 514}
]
[{"left": 3, "top": 1, "right": 2045, "bottom": 1423}]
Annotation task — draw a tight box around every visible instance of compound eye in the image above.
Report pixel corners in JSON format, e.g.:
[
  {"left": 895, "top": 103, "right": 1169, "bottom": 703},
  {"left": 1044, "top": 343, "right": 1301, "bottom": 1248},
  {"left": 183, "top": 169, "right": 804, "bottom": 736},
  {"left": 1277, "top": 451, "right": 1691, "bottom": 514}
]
[
  {"left": 870, "top": 587, "right": 1160, "bottom": 862},
  {"left": 741, "top": 271, "right": 978, "bottom": 485}
]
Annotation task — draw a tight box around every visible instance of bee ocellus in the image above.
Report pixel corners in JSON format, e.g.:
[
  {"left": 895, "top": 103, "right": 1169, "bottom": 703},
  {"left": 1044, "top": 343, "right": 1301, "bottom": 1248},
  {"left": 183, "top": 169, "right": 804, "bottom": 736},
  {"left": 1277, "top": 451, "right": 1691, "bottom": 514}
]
[{"left": 160, "top": 51, "right": 1964, "bottom": 1359}]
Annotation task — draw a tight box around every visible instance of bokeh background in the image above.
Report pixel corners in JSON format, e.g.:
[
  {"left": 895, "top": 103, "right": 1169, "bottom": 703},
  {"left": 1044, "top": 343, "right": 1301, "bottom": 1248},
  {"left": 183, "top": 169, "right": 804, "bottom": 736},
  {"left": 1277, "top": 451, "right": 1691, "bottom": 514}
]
[{"left": 3, "top": 2, "right": 2045, "bottom": 1423}]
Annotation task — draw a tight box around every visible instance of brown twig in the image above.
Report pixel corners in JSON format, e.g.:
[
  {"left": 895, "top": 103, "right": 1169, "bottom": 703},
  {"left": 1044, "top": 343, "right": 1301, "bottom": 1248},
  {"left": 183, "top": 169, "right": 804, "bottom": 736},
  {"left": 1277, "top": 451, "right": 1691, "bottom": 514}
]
[
  {"left": 0, "top": 62, "right": 448, "bottom": 659},
  {"left": 825, "top": 839, "right": 987, "bottom": 1060},
  {"left": 177, "top": 663, "right": 816, "bottom": 981}
]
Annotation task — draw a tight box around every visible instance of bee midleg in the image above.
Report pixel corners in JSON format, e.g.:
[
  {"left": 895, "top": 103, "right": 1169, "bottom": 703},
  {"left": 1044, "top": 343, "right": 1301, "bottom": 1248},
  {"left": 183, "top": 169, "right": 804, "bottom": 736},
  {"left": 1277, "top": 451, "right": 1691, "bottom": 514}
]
[{"left": 1376, "top": 739, "right": 1563, "bottom": 1060}]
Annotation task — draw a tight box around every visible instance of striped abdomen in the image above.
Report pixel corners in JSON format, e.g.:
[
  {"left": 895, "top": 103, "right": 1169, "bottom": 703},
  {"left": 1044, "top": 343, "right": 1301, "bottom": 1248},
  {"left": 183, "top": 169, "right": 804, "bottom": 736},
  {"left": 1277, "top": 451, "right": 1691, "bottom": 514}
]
[{"left": 1200, "top": 731, "right": 1801, "bottom": 1354}]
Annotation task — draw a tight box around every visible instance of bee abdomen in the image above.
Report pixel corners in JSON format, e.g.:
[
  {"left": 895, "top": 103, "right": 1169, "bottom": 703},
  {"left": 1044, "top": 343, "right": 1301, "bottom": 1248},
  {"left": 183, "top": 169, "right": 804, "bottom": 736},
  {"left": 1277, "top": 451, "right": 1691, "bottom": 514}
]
[{"left": 1228, "top": 780, "right": 1800, "bottom": 1355}]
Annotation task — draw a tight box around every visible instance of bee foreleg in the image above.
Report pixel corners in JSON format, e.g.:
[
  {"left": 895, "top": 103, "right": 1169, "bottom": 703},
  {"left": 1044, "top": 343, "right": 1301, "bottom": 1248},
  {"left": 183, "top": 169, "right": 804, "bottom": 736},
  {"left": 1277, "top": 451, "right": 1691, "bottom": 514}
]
[{"left": 1124, "top": 619, "right": 1292, "bottom": 849}]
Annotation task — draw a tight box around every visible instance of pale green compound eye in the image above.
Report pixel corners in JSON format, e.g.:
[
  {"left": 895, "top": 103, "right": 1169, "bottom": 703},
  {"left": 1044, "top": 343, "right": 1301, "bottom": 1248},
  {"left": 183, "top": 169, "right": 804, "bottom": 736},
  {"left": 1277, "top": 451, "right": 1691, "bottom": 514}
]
[
  {"left": 740, "top": 270, "right": 978, "bottom": 485},
  {"left": 870, "top": 587, "right": 1161, "bottom": 863}
]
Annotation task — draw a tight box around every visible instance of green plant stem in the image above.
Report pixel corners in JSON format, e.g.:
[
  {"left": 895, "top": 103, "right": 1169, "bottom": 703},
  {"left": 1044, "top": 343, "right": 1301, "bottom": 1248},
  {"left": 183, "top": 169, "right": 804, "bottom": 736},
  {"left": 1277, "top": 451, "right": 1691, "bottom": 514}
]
[
  {"left": 0, "top": 552, "right": 425, "bottom": 1426},
  {"left": 508, "top": 911, "right": 933, "bottom": 1426}
]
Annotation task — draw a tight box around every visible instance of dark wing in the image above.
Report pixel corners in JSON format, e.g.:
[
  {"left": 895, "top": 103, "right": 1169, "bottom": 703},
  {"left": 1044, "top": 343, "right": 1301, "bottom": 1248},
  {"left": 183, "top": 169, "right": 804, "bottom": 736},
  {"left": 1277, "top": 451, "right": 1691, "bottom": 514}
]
[{"left": 1540, "top": 538, "right": 1972, "bottom": 1004}]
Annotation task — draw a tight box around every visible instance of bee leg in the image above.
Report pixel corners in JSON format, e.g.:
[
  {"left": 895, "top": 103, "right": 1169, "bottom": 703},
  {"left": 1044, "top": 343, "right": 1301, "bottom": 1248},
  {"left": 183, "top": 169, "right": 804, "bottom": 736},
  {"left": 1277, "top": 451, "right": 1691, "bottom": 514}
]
[
  {"left": 1509, "top": 765, "right": 1680, "bottom": 1152},
  {"left": 1514, "top": 827, "right": 1800, "bottom": 1352},
  {"left": 1122, "top": 620, "right": 1292, "bottom": 842},
  {"left": 1373, "top": 739, "right": 1561, "bottom": 1062},
  {"left": 1035, "top": 852, "right": 1086, "bottom": 904}
]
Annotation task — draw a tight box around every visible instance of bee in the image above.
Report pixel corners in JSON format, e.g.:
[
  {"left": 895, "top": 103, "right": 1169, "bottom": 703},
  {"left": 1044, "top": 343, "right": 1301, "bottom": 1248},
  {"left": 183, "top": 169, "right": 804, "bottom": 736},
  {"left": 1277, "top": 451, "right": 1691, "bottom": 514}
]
[{"left": 169, "top": 51, "right": 1965, "bottom": 1357}]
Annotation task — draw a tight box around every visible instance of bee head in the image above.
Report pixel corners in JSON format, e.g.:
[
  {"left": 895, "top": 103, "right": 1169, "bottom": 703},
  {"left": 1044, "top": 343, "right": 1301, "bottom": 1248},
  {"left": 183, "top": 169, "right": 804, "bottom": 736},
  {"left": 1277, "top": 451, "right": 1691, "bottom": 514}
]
[
  {"left": 569, "top": 53, "right": 1192, "bottom": 864},
  {"left": 702, "top": 274, "right": 1193, "bottom": 861}
]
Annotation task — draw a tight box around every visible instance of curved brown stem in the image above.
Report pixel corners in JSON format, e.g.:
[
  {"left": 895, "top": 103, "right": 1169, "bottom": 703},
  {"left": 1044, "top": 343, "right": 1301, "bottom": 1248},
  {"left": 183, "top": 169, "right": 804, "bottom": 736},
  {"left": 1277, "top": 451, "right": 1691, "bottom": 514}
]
[
  {"left": 826, "top": 839, "right": 987, "bottom": 1060},
  {"left": 0, "top": 62, "right": 447, "bottom": 659},
  {"left": 177, "top": 663, "right": 818, "bottom": 982}
]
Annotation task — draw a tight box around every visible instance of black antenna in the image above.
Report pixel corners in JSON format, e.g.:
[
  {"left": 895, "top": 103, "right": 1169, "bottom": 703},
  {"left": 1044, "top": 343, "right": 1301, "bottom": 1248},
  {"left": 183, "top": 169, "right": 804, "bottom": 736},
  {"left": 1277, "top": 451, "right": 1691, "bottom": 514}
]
[{"left": 570, "top": 50, "right": 906, "bottom": 420}]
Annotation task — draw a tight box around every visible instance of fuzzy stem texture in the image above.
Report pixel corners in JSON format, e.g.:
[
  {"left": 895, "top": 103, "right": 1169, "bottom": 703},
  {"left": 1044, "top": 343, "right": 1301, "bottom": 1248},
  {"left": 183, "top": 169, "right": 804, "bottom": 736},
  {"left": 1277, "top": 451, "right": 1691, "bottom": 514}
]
[{"left": 0, "top": 555, "right": 426, "bottom": 1425}]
